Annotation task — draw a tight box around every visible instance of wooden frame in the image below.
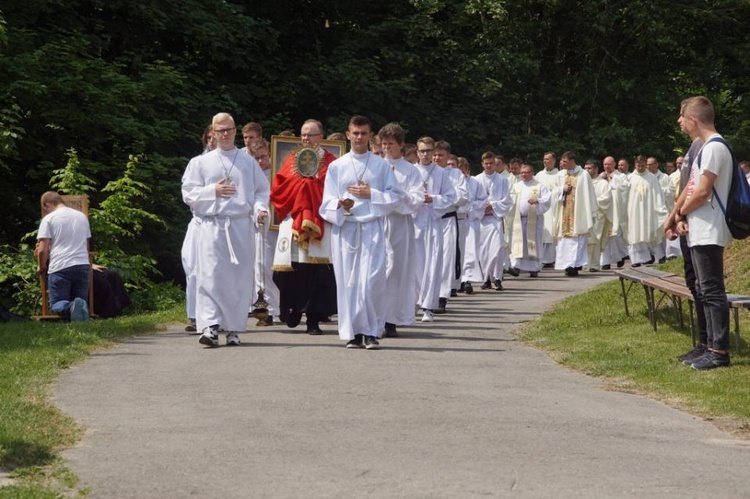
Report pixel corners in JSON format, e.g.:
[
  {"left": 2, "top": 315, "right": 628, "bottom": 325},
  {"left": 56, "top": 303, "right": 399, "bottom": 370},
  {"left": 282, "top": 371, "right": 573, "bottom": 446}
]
[
  {"left": 35, "top": 194, "right": 95, "bottom": 320},
  {"left": 269, "top": 135, "right": 347, "bottom": 228}
]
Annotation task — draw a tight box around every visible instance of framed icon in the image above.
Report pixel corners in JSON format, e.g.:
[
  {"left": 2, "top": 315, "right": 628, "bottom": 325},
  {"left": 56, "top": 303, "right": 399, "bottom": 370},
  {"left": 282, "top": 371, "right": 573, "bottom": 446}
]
[{"left": 268, "top": 135, "right": 346, "bottom": 228}]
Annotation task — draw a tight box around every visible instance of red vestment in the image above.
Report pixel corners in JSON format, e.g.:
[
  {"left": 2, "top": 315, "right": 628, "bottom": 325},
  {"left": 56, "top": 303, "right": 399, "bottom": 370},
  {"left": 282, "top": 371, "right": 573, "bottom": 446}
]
[{"left": 271, "top": 149, "right": 336, "bottom": 250}]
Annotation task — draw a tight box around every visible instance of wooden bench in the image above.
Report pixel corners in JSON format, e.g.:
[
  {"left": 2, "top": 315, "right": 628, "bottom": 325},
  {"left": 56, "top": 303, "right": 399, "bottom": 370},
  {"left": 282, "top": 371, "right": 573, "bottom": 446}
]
[
  {"left": 616, "top": 268, "right": 748, "bottom": 353},
  {"left": 616, "top": 267, "right": 675, "bottom": 318}
]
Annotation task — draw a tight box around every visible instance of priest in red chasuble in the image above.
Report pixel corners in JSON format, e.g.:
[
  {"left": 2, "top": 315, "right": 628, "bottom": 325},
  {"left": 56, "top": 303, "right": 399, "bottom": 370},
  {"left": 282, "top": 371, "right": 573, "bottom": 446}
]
[{"left": 271, "top": 119, "right": 337, "bottom": 334}]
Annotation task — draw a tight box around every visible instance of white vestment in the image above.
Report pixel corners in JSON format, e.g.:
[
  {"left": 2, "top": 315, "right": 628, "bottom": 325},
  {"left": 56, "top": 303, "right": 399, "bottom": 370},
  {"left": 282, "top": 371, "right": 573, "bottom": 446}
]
[
  {"left": 439, "top": 166, "right": 468, "bottom": 297},
  {"left": 413, "top": 164, "right": 456, "bottom": 310},
  {"left": 509, "top": 179, "right": 551, "bottom": 272},
  {"left": 475, "top": 171, "right": 512, "bottom": 281},
  {"left": 319, "top": 152, "right": 400, "bottom": 340},
  {"left": 460, "top": 175, "right": 487, "bottom": 283},
  {"left": 181, "top": 147, "right": 270, "bottom": 333},
  {"left": 624, "top": 170, "right": 668, "bottom": 264},
  {"left": 666, "top": 170, "right": 683, "bottom": 258},
  {"left": 499, "top": 170, "right": 518, "bottom": 269},
  {"left": 252, "top": 168, "right": 280, "bottom": 316},
  {"left": 554, "top": 166, "right": 598, "bottom": 270},
  {"left": 602, "top": 171, "right": 629, "bottom": 266},
  {"left": 534, "top": 168, "right": 561, "bottom": 264},
  {"left": 384, "top": 158, "right": 424, "bottom": 326},
  {"left": 181, "top": 215, "right": 199, "bottom": 320},
  {"left": 654, "top": 170, "right": 675, "bottom": 261},
  {"left": 587, "top": 176, "right": 612, "bottom": 271}
]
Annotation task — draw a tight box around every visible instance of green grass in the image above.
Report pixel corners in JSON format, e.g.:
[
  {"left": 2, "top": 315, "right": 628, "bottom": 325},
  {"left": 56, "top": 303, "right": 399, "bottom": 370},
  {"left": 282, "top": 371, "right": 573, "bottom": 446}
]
[
  {"left": 0, "top": 304, "right": 183, "bottom": 497},
  {"left": 519, "top": 239, "right": 750, "bottom": 429}
]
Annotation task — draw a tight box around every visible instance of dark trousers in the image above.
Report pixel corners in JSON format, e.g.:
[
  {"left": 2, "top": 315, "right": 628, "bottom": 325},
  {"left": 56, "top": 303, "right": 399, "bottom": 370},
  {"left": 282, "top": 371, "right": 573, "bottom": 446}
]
[
  {"left": 690, "top": 244, "right": 730, "bottom": 351},
  {"left": 680, "top": 236, "right": 707, "bottom": 344}
]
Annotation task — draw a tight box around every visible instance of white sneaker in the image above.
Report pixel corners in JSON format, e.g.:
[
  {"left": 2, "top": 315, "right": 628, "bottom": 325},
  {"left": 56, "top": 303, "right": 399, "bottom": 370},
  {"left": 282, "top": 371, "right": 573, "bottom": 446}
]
[
  {"left": 199, "top": 327, "right": 220, "bottom": 347},
  {"left": 225, "top": 332, "right": 241, "bottom": 346},
  {"left": 421, "top": 310, "right": 434, "bottom": 323}
]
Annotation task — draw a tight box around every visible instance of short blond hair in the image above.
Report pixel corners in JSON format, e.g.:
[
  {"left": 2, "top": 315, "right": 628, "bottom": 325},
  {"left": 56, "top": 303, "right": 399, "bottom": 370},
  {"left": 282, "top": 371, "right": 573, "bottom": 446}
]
[{"left": 212, "top": 112, "right": 235, "bottom": 126}]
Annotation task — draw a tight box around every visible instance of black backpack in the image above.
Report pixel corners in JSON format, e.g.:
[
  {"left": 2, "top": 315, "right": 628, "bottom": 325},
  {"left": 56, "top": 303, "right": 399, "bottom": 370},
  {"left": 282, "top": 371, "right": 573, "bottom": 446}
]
[{"left": 697, "top": 136, "right": 750, "bottom": 240}]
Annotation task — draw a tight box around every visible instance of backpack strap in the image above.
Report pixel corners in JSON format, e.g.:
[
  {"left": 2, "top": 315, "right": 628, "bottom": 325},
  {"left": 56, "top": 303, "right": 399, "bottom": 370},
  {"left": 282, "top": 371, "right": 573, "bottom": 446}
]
[{"left": 696, "top": 136, "right": 735, "bottom": 216}]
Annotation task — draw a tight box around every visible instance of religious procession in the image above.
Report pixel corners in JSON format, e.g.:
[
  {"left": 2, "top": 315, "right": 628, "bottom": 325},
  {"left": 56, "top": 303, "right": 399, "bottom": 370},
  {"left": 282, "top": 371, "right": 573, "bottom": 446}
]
[{"left": 180, "top": 96, "right": 737, "bottom": 370}]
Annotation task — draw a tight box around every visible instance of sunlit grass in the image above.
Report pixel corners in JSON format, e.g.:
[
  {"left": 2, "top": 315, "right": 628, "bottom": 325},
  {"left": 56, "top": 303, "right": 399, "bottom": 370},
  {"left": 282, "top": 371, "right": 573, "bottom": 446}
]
[{"left": 520, "top": 240, "right": 750, "bottom": 424}]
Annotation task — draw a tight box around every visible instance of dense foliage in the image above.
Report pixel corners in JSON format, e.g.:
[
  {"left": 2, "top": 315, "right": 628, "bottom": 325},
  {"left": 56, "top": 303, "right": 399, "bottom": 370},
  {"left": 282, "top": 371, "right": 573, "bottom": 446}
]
[{"left": 1, "top": 0, "right": 749, "bottom": 296}]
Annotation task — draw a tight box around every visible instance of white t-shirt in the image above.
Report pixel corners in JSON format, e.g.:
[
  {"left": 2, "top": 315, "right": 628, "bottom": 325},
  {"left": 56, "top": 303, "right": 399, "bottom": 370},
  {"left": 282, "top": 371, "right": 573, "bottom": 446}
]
[
  {"left": 37, "top": 206, "right": 91, "bottom": 274},
  {"left": 684, "top": 133, "right": 732, "bottom": 247}
]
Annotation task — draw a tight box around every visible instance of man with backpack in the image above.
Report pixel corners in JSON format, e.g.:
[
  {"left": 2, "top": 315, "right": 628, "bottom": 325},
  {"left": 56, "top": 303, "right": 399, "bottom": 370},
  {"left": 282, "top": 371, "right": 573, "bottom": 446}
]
[{"left": 671, "top": 96, "right": 733, "bottom": 370}]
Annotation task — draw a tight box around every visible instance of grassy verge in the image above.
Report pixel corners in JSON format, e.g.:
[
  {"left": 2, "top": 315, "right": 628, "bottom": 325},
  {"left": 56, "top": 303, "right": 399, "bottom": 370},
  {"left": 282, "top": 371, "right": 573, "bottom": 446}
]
[
  {"left": 519, "top": 239, "right": 750, "bottom": 433},
  {"left": 0, "top": 304, "right": 184, "bottom": 497}
]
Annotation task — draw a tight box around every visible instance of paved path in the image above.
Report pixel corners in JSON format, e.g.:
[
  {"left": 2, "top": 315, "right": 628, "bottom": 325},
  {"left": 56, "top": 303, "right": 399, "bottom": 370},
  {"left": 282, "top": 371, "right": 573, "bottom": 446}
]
[{"left": 54, "top": 270, "right": 750, "bottom": 498}]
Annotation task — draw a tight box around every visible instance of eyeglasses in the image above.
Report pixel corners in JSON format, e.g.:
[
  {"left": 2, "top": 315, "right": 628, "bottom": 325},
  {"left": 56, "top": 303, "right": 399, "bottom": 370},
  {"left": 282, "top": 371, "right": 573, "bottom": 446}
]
[
  {"left": 417, "top": 149, "right": 434, "bottom": 154},
  {"left": 301, "top": 133, "right": 321, "bottom": 138},
  {"left": 214, "top": 127, "right": 236, "bottom": 135}
]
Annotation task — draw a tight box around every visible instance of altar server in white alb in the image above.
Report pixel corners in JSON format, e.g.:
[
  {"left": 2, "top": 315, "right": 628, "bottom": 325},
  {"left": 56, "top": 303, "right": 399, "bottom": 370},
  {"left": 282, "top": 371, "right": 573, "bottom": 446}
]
[
  {"left": 433, "top": 141, "right": 468, "bottom": 313},
  {"left": 508, "top": 162, "right": 552, "bottom": 277},
  {"left": 247, "top": 139, "right": 280, "bottom": 326},
  {"left": 320, "top": 115, "right": 401, "bottom": 350},
  {"left": 458, "top": 157, "right": 487, "bottom": 294},
  {"left": 181, "top": 125, "right": 217, "bottom": 333},
  {"left": 412, "top": 137, "right": 457, "bottom": 323},
  {"left": 182, "top": 112, "right": 270, "bottom": 347},
  {"left": 377, "top": 123, "right": 424, "bottom": 338},
  {"left": 554, "top": 151, "right": 598, "bottom": 277},
  {"left": 475, "top": 151, "right": 513, "bottom": 290}
]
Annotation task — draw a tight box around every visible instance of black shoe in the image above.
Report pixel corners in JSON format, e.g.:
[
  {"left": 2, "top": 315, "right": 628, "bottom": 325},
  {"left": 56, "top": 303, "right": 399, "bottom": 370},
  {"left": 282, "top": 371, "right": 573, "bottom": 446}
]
[
  {"left": 307, "top": 326, "right": 323, "bottom": 335},
  {"left": 287, "top": 310, "right": 302, "bottom": 328},
  {"left": 480, "top": 280, "right": 492, "bottom": 290},
  {"left": 631, "top": 263, "right": 642, "bottom": 268},
  {"left": 601, "top": 264, "right": 611, "bottom": 270},
  {"left": 678, "top": 343, "right": 707, "bottom": 363},
  {"left": 616, "top": 259, "right": 625, "bottom": 268},
  {"left": 589, "top": 268, "right": 600, "bottom": 272},
  {"left": 450, "top": 289, "right": 458, "bottom": 297},
  {"left": 646, "top": 257, "right": 655, "bottom": 265},
  {"left": 507, "top": 267, "right": 520, "bottom": 277},
  {"left": 529, "top": 272, "right": 538, "bottom": 278},
  {"left": 364, "top": 336, "right": 380, "bottom": 350},
  {"left": 543, "top": 263, "right": 554, "bottom": 269},
  {"left": 494, "top": 279, "right": 503, "bottom": 291},
  {"left": 458, "top": 282, "right": 466, "bottom": 293},
  {"left": 434, "top": 298, "right": 447, "bottom": 314},
  {"left": 658, "top": 257, "right": 667, "bottom": 264},
  {"left": 564, "top": 267, "right": 579, "bottom": 277},
  {"left": 691, "top": 351, "right": 730, "bottom": 370},
  {"left": 320, "top": 316, "right": 333, "bottom": 323},
  {"left": 384, "top": 322, "right": 398, "bottom": 338},
  {"left": 464, "top": 282, "right": 474, "bottom": 294},
  {"left": 346, "top": 334, "right": 364, "bottom": 349}
]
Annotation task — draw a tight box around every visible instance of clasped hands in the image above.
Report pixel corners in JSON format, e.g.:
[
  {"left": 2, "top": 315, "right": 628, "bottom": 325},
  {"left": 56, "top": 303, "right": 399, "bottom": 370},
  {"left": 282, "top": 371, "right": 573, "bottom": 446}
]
[{"left": 663, "top": 213, "right": 688, "bottom": 240}]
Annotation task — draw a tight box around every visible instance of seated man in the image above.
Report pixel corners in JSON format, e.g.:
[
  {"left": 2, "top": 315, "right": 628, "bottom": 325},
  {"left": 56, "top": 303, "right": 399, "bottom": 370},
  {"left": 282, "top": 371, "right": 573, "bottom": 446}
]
[{"left": 36, "top": 191, "right": 92, "bottom": 321}]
